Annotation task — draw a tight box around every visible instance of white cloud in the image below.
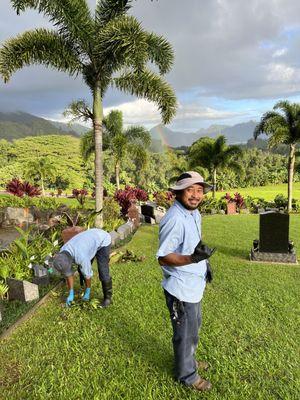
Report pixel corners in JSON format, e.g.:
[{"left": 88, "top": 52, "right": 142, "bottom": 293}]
[
  {"left": 272, "top": 48, "right": 288, "bottom": 57},
  {"left": 104, "top": 99, "right": 161, "bottom": 125},
  {"left": 266, "top": 63, "right": 296, "bottom": 82}
]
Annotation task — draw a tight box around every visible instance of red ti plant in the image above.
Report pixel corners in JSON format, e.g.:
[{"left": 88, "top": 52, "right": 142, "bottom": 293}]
[
  {"left": 114, "top": 186, "right": 148, "bottom": 216},
  {"left": 224, "top": 192, "right": 245, "bottom": 210},
  {"left": 72, "top": 189, "right": 88, "bottom": 207},
  {"left": 6, "top": 178, "right": 41, "bottom": 197},
  {"left": 234, "top": 192, "right": 244, "bottom": 209}
]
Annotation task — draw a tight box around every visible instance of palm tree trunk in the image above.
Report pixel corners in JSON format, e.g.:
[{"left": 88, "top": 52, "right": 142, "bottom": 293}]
[
  {"left": 41, "top": 176, "right": 45, "bottom": 197},
  {"left": 287, "top": 143, "right": 296, "bottom": 213},
  {"left": 115, "top": 160, "right": 120, "bottom": 190},
  {"left": 93, "top": 82, "right": 103, "bottom": 227},
  {"left": 212, "top": 168, "right": 217, "bottom": 198}
]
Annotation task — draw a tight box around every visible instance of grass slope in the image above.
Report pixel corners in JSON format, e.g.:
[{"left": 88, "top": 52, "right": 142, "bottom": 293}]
[
  {"left": 215, "top": 182, "right": 300, "bottom": 201},
  {"left": 0, "top": 216, "right": 299, "bottom": 400}
]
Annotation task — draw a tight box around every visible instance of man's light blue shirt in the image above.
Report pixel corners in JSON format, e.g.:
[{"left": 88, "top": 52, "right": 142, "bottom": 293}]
[
  {"left": 156, "top": 200, "right": 207, "bottom": 303},
  {"left": 61, "top": 228, "right": 111, "bottom": 278}
]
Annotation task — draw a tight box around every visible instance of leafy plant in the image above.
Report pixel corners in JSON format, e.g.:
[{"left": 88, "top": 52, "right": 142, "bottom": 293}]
[
  {"left": 153, "top": 191, "right": 174, "bottom": 209},
  {"left": 6, "top": 178, "right": 41, "bottom": 197},
  {"left": 0, "top": 281, "right": 8, "bottom": 300},
  {"left": 114, "top": 186, "right": 148, "bottom": 216},
  {"left": 102, "top": 197, "right": 123, "bottom": 232},
  {"left": 72, "top": 189, "right": 88, "bottom": 207}
]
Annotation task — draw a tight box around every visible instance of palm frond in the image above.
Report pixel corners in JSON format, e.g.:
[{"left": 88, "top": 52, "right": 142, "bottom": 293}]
[
  {"left": 114, "top": 68, "right": 177, "bottom": 124},
  {"left": 95, "top": 0, "right": 132, "bottom": 26},
  {"left": 144, "top": 32, "right": 174, "bottom": 74},
  {"left": 254, "top": 111, "right": 286, "bottom": 138},
  {"left": 124, "top": 126, "right": 151, "bottom": 147},
  {"left": 11, "top": 0, "right": 93, "bottom": 52},
  {"left": 103, "top": 110, "right": 123, "bottom": 137},
  {"left": 95, "top": 15, "right": 148, "bottom": 69},
  {"left": 127, "top": 143, "right": 148, "bottom": 167},
  {"left": 80, "top": 130, "right": 95, "bottom": 161},
  {"left": 0, "top": 29, "right": 81, "bottom": 82},
  {"left": 63, "top": 99, "right": 93, "bottom": 122}
]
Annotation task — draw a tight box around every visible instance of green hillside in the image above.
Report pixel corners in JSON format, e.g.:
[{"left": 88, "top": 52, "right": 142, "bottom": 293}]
[
  {"left": 0, "top": 135, "right": 86, "bottom": 189},
  {"left": 0, "top": 111, "right": 82, "bottom": 141}
]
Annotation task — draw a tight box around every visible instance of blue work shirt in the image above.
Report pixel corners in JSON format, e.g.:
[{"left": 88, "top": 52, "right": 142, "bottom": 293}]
[
  {"left": 60, "top": 228, "right": 111, "bottom": 278},
  {"left": 156, "top": 200, "right": 207, "bottom": 303}
]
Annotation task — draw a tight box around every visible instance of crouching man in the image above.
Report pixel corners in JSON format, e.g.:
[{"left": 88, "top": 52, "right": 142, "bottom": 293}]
[{"left": 52, "top": 228, "right": 112, "bottom": 307}]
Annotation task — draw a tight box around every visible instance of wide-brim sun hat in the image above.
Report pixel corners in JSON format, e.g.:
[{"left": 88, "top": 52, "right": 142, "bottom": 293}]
[{"left": 169, "top": 171, "right": 213, "bottom": 194}]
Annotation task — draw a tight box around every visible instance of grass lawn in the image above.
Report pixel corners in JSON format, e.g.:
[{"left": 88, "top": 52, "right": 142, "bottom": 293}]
[
  {"left": 0, "top": 216, "right": 299, "bottom": 400},
  {"left": 214, "top": 182, "right": 300, "bottom": 201}
]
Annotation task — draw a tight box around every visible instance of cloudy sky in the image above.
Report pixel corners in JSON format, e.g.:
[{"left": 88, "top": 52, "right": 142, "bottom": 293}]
[{"left": 1, "top": 0, "right": 300, "bottom": 131}]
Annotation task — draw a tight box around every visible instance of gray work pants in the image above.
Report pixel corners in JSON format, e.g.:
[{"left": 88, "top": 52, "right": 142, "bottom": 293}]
[{"left": 164, "top": 289, "right": 202, "bottom": 386}]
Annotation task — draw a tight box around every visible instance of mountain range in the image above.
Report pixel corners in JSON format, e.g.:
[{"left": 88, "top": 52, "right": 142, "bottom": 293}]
[
  {"left": 0, "top": 111, "right": 89, "bottom": 141},
  {"left": 150, "top": 120, "right": 259, "bottom": 149},
  {"left": 0, "top": 111, "right": 260, "bottom": 149}
]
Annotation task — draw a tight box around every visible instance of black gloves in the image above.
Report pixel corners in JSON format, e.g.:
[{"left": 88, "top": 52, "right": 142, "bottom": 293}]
[
  {"left": 205, "top": 259, "right": 213, "bottom": 283},
  {"left": 190, "top": 240, "right": 216, "bottom": 264}
]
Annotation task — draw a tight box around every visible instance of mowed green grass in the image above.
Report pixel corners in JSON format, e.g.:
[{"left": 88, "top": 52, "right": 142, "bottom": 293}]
[
  {"left": 214, "top": 182, "right": 300, "bottom": 201},
  {"left": 0, "top": 216, "right": 299, "bottom": 400}
]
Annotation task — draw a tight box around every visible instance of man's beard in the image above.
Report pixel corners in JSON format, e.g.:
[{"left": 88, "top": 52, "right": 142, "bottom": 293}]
[{"left": 177, "top": 198, "right": 200, "bottom": 210}]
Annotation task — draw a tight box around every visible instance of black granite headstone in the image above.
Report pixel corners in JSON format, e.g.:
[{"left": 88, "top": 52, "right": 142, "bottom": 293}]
[
  {"left": 259, "top": 212, "right": 289, "bottom": 253},
  {"left": 141, "top": 204, "right": 155, "bottom": 218}
]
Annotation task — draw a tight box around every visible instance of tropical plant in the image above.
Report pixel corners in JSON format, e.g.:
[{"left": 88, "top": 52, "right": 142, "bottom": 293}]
[
  {"left": 24, "top": 157, "right": 57, "bottom": 196},
  {"left": 0, "top": 281, "right": 9, "bottom": 300},
  {"left": 153, "top": 191, "right": 174, "bottom": 209},
  {"left": 6, "top": 178, "right": 41, "bottom": 197},
  {"left": 72, "top": 188, "right": 88, "bottom": 207},
  {"left": 254, "top": 100, "right": 300, "bottom": 212},
  {"left": 188, "top": 136, "right": 242, "bottom": 198},
  {"left": 0, "top": 0, "right": 177, "bottom": 226},
  {"left": 114, "top": 186, "right": 148, "bottom": 216},
  {"left": 79, "top": 110, "right": 151, "bottom": 190}
]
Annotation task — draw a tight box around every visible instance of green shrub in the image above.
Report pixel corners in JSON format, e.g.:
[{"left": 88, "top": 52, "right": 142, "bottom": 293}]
[{"left": 103, "top": 197, "right": 123, "bottom": 232}]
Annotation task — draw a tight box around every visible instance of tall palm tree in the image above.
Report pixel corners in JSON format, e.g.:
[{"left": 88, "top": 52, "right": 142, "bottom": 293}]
[
  {"left": 0, "top": 0, "right": 177, "bottom": 226},
  {"left": 254, "top": 100, "right": 300, "bottom": 212},
  {"left": 188, "top": 135, "right": 242, "bottom": 198},
  {"left": 80, "top": 109, "right": 151, "bottom": 189},
  {"left": 25, "top": 157, "right": 57, "bottom": 196}
]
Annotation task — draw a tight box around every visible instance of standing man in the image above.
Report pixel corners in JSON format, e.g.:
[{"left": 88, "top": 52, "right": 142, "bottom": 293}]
[
  {"left": 52, "top": 228, "right": 113, "bottom": 308},
  {"left": 157, "top": 171, "right": 215, "bottom": 392}
]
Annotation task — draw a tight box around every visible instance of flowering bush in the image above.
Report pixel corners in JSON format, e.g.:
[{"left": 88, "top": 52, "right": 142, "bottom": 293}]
[
  {"left": 6, "top": 178, "right": 41, "bottom": 197},
  {"left": 114, "top": 186, "right": 148, "bottom": 216},
  {"left": 72, "top": 188, "right": 88, "bottom": 207}
]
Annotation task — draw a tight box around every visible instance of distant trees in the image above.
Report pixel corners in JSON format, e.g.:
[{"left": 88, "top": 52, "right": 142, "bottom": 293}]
[
  {"left": 25, "top": 157, "right": 57, "bottom": 196},
  {"left": 188, "top": 135, "right": 242, "bottom": 198},
  {"left": 80, "top": 110, "right": 151, "bottom": 190},
  {"left": 254, "top": 100, "right": 300, "bottom": 212}
]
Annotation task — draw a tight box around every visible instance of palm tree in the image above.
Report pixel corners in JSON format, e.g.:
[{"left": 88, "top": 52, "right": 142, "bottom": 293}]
[
  {"left": 254, "top": 100, "right": 300, "bottom": 212},
  {"left": 0, "top": 0, "right": 177, "bottom": 226},
  {"left": 25, "top": 157, "right": 57, "bottom": 196},
  {"left": 79, "top": 109, "right": 151, "bottom": 189},
  {"left": 188, "top": 135, "right": 242, "bottom": 198}
]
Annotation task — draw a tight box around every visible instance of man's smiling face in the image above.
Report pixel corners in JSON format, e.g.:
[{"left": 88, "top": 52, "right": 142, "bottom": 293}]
[{"left": 176, "top": 183, "right": 204, "bottom": 210}]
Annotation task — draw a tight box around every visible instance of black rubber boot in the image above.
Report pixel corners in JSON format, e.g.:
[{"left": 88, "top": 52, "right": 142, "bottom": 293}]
[{"left": 101, "top": 279, "right": 113, "bottom": 307}]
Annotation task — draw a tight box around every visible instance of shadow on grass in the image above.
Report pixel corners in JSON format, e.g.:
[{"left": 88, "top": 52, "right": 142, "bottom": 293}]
[{"left": 212, "top": 244, "right": 250, "bottom": 261}]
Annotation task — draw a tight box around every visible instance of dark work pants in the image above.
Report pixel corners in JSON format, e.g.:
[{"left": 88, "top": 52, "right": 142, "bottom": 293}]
[
  {"left": 78, "top": 244, "right": 111, "bottom": 285},
  {"left": 164, "top": 289, "right": 202, "bottom": 386}
]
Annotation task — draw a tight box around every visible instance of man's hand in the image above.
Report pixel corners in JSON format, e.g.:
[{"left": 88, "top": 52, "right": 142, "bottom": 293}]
[
  {"left": 66, "top": 289, "right": 74, "bottom": 307},
  {"left": 191, "top": 240, "right": 216, "bottom": 263}
]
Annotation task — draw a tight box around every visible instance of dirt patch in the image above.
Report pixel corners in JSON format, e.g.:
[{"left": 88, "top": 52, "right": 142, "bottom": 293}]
[{"left": 0, "top": 360, "right": 22, "bottom": 388}]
